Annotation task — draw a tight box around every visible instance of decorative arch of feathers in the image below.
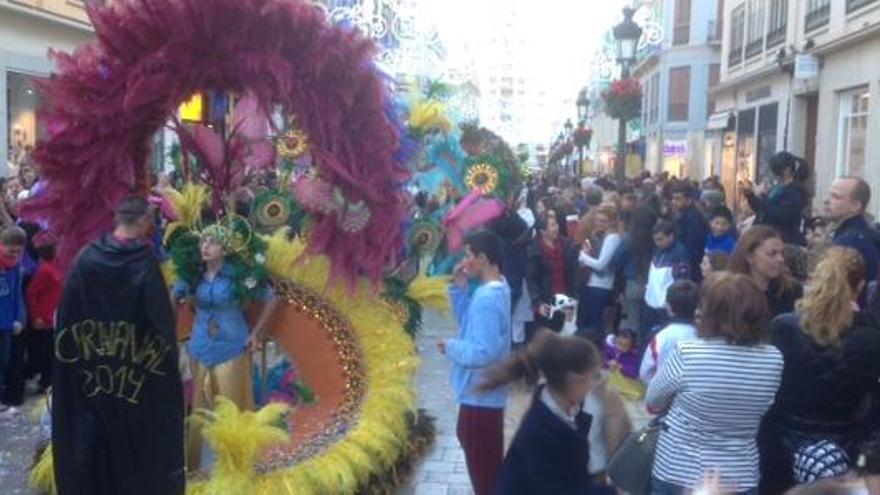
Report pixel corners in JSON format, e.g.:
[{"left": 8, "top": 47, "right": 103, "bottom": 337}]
[{"left": 23, "top": 0, "right": 523, "bottom": 494}]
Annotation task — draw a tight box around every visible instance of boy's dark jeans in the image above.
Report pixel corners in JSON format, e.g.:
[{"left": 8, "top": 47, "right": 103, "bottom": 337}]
[
  {"left": 2, "top": 332, "right": 26, "bottom": 406},
  {"left": 0, "top": 332, "right": 12, "bottom": 401}
]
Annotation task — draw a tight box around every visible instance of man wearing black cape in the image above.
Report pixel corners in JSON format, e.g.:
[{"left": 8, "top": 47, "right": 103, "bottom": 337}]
[{"left": 53, "top": 196, "right": 185, "bottom": 495}]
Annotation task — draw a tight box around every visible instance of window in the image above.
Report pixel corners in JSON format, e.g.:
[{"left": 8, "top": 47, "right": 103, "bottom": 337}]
[
  {"left": 745, "top": 0, "right": 764, "bottom": 58},
  {"left": 668, "top": 67, "right": 691, "bottom": 121},
  {"left": 673, "top": 0, "right": 691, "bottom": 45},
  {"left": 6, "top": 72, "right": 46, "bottom": 175},
  {"left": 708, "top": 64, "right": 721, "bottom": 116},
  {"left": 766, "top": 0, "right": 788, "bottom": 49},
  {"left": 651, "top": 73, "right": 660, "bottom": 124},
  {"left": 756, "top": 103, "right": 779, "bottom": 181},
  {"left": 848, "top": 0, "right": 879, "bottom": 14},
  {"left": 729, "top": 6, "right": 746, "bottom": 66},
  {"left": 805, "top": 0, "right": 830, "bottom": 33},
  {"left": 837, "top": 87, "right": 870, "bottom": 177}
]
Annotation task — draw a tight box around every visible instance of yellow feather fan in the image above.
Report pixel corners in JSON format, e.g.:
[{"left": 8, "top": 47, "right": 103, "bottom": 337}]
[
  {"left": 164, "top": 183, "right": 210, "bottom": 243},
  {"left": 409, "top": 99, "right": 451, "bottom": 135},
  {"left": 406, "top": 274, "right": 450, "bottom": 314}
]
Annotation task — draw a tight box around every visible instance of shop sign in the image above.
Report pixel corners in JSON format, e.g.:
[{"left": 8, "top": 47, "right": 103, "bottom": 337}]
[
  {"left": 663, "top": 140, "right": 688, "bottom": 157},
  {"left": 794, "top": 54, "right": 819, "bottom": 80}
]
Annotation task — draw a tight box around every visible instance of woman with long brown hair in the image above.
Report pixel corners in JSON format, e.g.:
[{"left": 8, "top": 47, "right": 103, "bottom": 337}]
[
  {"left": 728, "top": 225, "right": 802, "bottom": 316},
  {"left": 484, "top": 331, "right": 615, "bottom": 495},
  {"left": 759, "top": 247, "right": 880, "bottom": 494}
]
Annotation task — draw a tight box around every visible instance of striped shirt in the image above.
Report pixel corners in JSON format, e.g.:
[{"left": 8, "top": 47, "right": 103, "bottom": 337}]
[{"left": 647, "top": 339, "right": 783, "bottom": 490}]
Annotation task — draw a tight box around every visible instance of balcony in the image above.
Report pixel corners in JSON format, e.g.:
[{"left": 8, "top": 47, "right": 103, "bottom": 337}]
[
  {"left": 707, "top": 20, "right": 721, "bottom": 43},
  {"left": 805, "top": 4, "right": 830, "bottom": 33},
  {"left": 728, "top": 47, "right": 743, "bottom": 67},
  {"left": 766, "top": 25, "right": 786, "bottom": 49},
  {"left": 673, "top": 25, "right": 690, "bottom": 45},
  {"left": 745, "top": 38, "right": 763, "bottom": 59},
  {"left": 848, "top": 0, "right": 879, "bottom": 12}
]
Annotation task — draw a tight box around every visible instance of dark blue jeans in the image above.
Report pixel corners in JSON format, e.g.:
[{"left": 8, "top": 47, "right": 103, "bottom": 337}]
[
  {"left": 577, "top": 286, "right": 613, "bottom": 346},
  {"left": 651, "top": 477, "right": 757, "bottom": 495},
  {"left": 0, "top": 332, "right": 11, "bottom": 400}
]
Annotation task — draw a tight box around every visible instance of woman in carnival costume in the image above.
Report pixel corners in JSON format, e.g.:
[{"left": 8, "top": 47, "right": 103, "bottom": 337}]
[{"left": 173, "top": 222, "right": 278, "bottom": 471}]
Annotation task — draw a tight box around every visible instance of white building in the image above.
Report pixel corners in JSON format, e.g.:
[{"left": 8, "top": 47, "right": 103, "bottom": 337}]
[
  {"left": 632, "top": 0, "right": 721, "bottom": 179},
  {"left": 714, "top": 0, "right": 880, "bottom": 217},
  {"left": 1, "top": 0, "right": 98, "bottom": 176}
]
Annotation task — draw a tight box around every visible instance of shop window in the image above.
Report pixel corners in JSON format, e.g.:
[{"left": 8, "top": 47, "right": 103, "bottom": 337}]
[
  {"left": 836, "top": 87, "right": 870, "bottom": 177},
  {"left": 756, "top": 103, "right": 779, "bottom": 181},
  {"left": 6, "top": 72, "right": 46, "bottom": 176}
]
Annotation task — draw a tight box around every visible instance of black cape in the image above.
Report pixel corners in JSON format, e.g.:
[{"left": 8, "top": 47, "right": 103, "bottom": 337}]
[{"left": 52, "top": 235, "right": 184, "bottom": 495}]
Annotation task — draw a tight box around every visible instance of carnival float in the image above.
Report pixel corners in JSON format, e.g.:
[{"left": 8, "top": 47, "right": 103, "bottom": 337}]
[{"left": 23, "top": 0, "right": 523, "bottom": 493}]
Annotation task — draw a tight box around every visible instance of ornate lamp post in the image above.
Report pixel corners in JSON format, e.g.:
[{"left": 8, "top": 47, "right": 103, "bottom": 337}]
[
  {"left": 612, "top": 7, "right": 642, "bottom": 184},
  {"left": 564, "top": 119, "right": 574, "bottom": 174},
  {"left": 575, "top": 88, "right": 590, "bottom": 177}
]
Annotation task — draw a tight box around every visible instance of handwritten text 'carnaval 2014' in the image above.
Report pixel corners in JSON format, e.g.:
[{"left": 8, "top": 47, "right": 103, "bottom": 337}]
[{"left": 55, "top": 319, "right": 173, "bottom": 405}]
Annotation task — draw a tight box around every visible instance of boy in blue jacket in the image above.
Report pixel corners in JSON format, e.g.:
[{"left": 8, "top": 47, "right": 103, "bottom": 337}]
[
  {"left": 440, "top": 230, "right": 511, "bottom": 495},
  {"left": 0, "top": 226, "right": 27, "bottom": 412}
]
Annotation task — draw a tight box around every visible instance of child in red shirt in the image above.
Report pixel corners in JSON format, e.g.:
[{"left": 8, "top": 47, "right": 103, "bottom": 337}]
[{"left": 26, "top": 233, "right": 61, "bottom": 392}]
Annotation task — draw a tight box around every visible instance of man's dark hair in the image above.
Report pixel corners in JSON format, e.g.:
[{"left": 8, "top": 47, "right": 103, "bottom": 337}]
[
  {"left": 843, "top": 176, "right": 871, "bottom": 212},
  {"left": 114, "top": 195, "right": 151, "bottom": 227},
  {"left": 465, "top": 230, "right": 503, "bottom": 269},
  {"left": 671, "top": 182, "right": 694, "bottom": 199},
  {"left": 709, "top": 206, "right": 734, "bottom": 223},
  {"left": 666, "top": 280, "right": 699, "bottom": 319},
  {"left": 652, "top": 219, "right": 676, "bottom": 236},
  {"left": 0, "top": 226, "right": 27, "bottom": 246}
]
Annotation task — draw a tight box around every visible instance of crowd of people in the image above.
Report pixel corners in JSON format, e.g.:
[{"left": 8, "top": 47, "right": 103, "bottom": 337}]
[{"left": 441, "top": 150, "right": 880, "bottom": 494}]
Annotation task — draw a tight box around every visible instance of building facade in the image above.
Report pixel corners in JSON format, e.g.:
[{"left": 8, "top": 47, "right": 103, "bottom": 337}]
[
  {"left": 1, "top": 0, "right": 98, "bottom": 176},
  {"left": 714, "top": 0, "right": 880, "bottom": 217},
  {"left": 633, "top": 0, "right": 721, "bottom": 179}
]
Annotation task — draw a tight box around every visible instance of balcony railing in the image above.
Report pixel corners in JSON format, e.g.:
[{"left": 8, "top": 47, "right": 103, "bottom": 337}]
[
  {"left": 848, "top": 0, "right": 879, "bottom": 12},
  {"left": 805, "top": 4, "right": 831, "bottom": 33},
  {"left": 707, "top": 20, "right": 721, "bottom": 42},
  {"left": 745, "top": 38, "right": 763, "bottom": 59},
  {"left": 766, "top": 25, "right": 786, "bottom": 49},
  {"left": 673, "top": 25, "right": 690, "bottom": 45},
  {"left": 729, "top": 47, "right": 743, "bottom": 67}
]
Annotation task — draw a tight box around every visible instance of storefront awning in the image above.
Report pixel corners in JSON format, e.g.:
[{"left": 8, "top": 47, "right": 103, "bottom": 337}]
[{"left": 706, "top": 110, "right": 735, "bottom": 131}]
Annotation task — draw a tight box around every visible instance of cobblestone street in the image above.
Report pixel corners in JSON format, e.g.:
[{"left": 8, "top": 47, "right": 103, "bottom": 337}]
[{"left": 0, "top": 396, "right": 45, "bottom": 494}]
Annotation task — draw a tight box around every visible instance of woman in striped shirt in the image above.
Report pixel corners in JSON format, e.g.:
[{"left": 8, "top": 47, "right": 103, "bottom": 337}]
[{"left": 646, "top": 273, "right": 784, "bottom": 495}]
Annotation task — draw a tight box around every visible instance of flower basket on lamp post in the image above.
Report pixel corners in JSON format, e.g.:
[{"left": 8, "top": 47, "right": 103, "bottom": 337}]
[{"left": 602, "top": 78, "right": 642, "bottom": 122}]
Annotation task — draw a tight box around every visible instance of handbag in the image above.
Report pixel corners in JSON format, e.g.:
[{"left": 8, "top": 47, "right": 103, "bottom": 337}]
[{"left": 606, "top": 416, "right": 665, "bottom": 494}]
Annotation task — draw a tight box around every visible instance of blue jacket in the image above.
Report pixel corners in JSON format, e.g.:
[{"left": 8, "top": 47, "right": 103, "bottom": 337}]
[
  {"left": 653, "top": 241, "right": 693, "bottom": 281},
  {"left": 494, "top": 387, "right": 613, "bottom": 495},
  {"left": 447, "top": 280, "right": 511, "bottom": 409},
  {"left": 834, "top": 215, "right": 880, "bottom": 289},
  {"left": 0, "top": 264, "right": 25, "bottom": 331},
  {"left": 675, "top": 205, "right": 708, "bottom": 268},
  {"left": 746, "top": 184, "right": 808, "bottom": 246},
  {"left": 705, "top": 233, "right": 736, "bottom": 255}
]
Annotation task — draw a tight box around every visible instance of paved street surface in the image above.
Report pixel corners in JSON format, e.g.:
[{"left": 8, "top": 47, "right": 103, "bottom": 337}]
[
  {"left": 0, "top": 310, "right": 648, "bottom": 494},
  {"left": 0, "top": 395, "right": 45, "bottom": 494}
]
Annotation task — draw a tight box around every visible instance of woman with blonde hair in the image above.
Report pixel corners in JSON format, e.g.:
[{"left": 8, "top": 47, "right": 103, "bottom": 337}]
[
  {"left": 759, "top": 247, "right": 880, "bottom": 494},
  {"left": 577, "top": 203, "right": 623, "bottom": 344}
]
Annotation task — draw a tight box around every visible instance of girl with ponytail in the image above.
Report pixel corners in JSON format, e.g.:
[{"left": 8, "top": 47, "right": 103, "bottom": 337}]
[
  {"left": 759, "top": 247, "right": 880, "bottom": 494},
  {"left": 483, "top": 330, "right": 615, "bottom": 494},
  {"left": 745, "top": 151, "right": 811, "bottom": 246}
]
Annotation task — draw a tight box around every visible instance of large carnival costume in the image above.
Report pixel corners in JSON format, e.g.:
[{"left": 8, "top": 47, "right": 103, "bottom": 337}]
[{"left": 23, "top": 0, "right": 452, "bottom": 493}]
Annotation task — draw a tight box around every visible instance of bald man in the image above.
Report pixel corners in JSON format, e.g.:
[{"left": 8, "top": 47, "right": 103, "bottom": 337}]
[{"left": 825, "top": 176, "right": 880, "bottom": 288}]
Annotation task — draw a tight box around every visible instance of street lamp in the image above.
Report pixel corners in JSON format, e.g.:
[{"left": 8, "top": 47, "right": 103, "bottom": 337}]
[
  {"left": 612, "top": 6, "right": 642, "bottom": 184},
  {"left": 563, "top": 120, "right": 574, "bottom": 174},
  {"left": 576, "top": 88, "right": 590, "bottom": 122}
]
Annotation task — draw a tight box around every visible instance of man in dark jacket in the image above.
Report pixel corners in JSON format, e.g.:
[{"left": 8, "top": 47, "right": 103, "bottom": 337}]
[
  {"left": 53, "top": 196, "right": 184, "bottom": 495},
  {"left": 825, "top": 177, "right": 880, "bottom": 290},
  {"left": 670, "top": 183, "right": 707, "bottom": 279}
]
